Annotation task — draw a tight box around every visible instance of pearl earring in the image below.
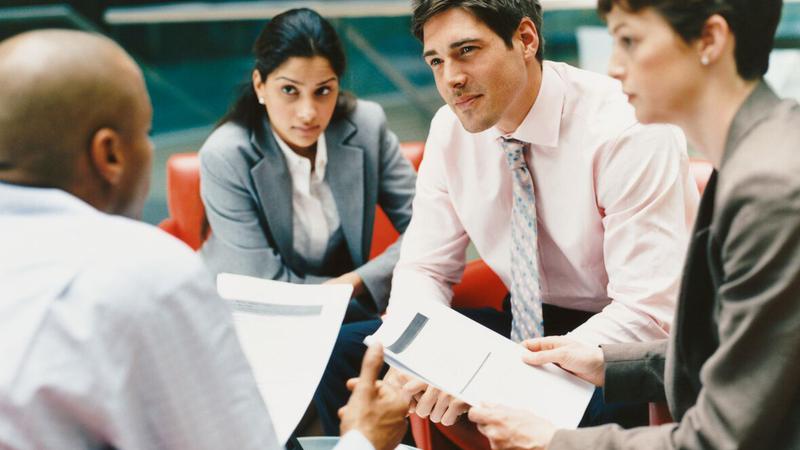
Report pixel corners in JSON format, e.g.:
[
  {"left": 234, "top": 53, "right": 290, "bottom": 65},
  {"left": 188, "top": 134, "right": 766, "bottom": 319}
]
[
  {"left": 701, "top": 55, "right": 710, "bottom": 66},
  {"left": 258, "top": 97, "right": 265, "bottom": 105}
]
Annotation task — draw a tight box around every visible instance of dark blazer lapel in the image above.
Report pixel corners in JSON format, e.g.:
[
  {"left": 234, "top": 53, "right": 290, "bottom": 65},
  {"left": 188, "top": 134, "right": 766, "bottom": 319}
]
[
  {"left": 721, "top": 81, "right": 781, "bottom": 168},
  {"left": 325, "top": 118, "right": 365, "bottom": 266},
  {"left": 249, "top": 119, "right": 296, "bottom": 269}
]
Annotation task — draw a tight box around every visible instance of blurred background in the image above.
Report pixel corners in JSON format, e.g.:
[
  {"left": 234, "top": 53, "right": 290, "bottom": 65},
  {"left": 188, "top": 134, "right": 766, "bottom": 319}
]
[{"left": 3, "top": 0, "right": 800, "bottom": 225}]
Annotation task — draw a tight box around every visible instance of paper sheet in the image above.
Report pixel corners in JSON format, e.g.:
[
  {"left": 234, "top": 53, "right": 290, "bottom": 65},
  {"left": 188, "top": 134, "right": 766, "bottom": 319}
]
[
  {"left": 366, "top": 300, "right": 595, "bottom": 429},
  {"left": 217, "top": 273, "right": 351, "bottom": 445}
]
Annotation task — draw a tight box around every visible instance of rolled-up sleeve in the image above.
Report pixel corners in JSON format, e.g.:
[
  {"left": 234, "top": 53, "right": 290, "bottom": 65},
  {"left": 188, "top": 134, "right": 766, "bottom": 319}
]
[{"left": 569, "top": 124, "right": 699, "bottom": 345}]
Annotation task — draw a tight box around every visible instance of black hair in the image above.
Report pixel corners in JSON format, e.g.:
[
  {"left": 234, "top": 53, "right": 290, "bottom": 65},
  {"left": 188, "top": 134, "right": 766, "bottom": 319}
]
[
  {"left": 411, "top": 0, "right": 545, "bottom": 63},
  {"left": 596, "top": 0, "right": 782, "bottom": 80},
  {"left": 218, "top": 8, "right": 356, "bottom": 130}
]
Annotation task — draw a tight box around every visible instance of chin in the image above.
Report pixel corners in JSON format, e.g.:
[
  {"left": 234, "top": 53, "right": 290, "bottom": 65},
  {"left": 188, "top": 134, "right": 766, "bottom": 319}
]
[{"left": 454, "top": 111, "right": 495, "bottom": 134}]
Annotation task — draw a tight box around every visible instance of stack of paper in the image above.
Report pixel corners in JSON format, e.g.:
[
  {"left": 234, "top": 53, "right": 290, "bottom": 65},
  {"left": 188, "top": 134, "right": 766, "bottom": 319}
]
[{"left": 366, "top": 300, "right": 595, "bottom": 429}]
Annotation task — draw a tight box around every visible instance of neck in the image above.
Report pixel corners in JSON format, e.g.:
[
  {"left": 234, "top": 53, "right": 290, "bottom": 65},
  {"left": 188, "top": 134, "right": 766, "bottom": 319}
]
[
  {"left": 497, "top": 60, "right": 542, "bottom": 134},
  {"left": 291, "top": 143, "right": 317, "bottom": 172},
  {"left": 676, "top": 74, "right": 758, "bottom": 169}
]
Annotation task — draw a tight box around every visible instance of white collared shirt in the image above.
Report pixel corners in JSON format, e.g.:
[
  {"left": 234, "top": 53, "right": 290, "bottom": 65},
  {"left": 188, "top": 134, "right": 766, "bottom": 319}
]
[
  {"left": 273, "top": 131, "right": 342, "bottom": 267},
  {"left": 389, "top": 61, "right": 700, "bottom": 345},
  {"left": 0, "top": 182, "right": 373, "bottom": 450}
]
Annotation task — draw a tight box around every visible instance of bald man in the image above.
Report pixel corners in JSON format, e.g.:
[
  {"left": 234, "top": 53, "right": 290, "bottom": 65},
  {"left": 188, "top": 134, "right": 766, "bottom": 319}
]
[{"left": 0, "top": 30, "right": 407, "bottom": 450}]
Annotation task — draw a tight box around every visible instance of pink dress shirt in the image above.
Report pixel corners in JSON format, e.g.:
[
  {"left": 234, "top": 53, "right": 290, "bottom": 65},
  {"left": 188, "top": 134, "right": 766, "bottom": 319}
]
[{"left": 389, "top": 61, "right": 700, "bottom": 345}]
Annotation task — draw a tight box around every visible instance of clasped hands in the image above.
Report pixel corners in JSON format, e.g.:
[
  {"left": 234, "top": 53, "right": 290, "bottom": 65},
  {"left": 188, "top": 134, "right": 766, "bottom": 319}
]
[{"left": 377, "top": 336, "right": 607, "bottom": 450}]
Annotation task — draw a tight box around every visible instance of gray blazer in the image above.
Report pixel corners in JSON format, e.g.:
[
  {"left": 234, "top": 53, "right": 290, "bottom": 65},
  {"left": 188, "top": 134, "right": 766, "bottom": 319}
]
[
  {"left": 552, "top": 82, "right": 800, "bottom": 449},
  {"left": 199, "top": 100, "right": 416, "bottom": 312}
]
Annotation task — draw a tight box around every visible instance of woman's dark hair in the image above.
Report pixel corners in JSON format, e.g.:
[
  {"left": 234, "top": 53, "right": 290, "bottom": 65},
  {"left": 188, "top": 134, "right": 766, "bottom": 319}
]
[
  {"left": 597, "top": 0, "right": 782, "bottom": 80},
  {"left": 218, "top": 8, "right": 356, "bottom": 130}
]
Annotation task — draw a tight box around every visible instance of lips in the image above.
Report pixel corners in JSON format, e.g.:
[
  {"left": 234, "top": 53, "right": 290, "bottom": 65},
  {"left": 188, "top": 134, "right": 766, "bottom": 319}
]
[
  {"left": 294, "top": 125, "right": 320, "bottom": 134},
  {"left": 454, "top": 94, "right": 482, "bottom": 110}
]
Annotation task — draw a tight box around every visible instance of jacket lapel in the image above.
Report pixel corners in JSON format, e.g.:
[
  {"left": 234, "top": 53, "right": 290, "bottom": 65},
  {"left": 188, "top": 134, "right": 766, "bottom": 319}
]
[
  {"left": 249, "top": 119, "right": 296, "bottom": 269},
  {"left": 325, "top": 118, "right": 365, "bottom": 265}
]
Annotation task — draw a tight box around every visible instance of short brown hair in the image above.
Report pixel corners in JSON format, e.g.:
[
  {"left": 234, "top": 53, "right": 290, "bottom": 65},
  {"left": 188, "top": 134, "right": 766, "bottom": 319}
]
[
  {"left": 597, "top": 0, "right": 782, "bottom": 80},
  {"left": 411, "top": 0, "right": 545, "bottom": 63}
]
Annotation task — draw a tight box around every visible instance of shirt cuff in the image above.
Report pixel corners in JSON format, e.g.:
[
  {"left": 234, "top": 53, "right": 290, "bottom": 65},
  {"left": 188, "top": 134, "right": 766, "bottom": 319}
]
[{"left": 334, "top": 430, "right": 376, "bottom": 450}]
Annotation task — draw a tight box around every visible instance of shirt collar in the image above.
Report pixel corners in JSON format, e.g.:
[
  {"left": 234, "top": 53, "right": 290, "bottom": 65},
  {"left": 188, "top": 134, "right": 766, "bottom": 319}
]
[
  {"left": 272, "top": 130, "right": 328, "bottom": 182},
  {"left": 492, "top": 61, "right": 564, "bottom": 148},
  {"left": 0, "top": 181, "right": 98, "bottom": 216}
]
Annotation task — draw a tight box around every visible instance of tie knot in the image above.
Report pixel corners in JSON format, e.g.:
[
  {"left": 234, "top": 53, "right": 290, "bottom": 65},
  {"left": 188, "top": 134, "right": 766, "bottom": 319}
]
[{"left": 500, "top": 137, "right": 528, "bottom": 170}]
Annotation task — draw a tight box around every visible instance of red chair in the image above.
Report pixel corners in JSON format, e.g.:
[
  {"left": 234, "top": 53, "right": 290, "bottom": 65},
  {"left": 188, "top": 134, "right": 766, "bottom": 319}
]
[
  {"left": 159, "top": 141, "right": 426, "bottom": 253},
  {"left": 369, "top": 141, "right": 424, "bottom": 258},
  {"left": 158, "top": 153, "right": 206, "bottom": 250}
]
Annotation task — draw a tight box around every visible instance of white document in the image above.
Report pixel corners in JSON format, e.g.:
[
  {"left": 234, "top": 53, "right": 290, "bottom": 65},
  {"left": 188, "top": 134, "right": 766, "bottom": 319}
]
[
  {"left": 217, "top": 273, "right": 352, "bottom": 445},
  {"left": 366, "top": 300, "right": 595, "bottom": 429}
]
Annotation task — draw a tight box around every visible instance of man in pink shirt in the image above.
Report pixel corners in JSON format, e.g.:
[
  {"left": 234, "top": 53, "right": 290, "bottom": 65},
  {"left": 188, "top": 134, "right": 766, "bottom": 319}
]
[{"left": 314, "top": 0, "right": 699, "bottom": 434}]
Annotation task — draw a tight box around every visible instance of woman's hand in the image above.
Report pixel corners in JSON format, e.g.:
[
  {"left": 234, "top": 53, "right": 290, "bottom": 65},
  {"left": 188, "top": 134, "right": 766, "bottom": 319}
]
[
  {"left": 521, "top": 336, "right": 606, "bottom": 387},
  {"left": 324, "top": 271, "right": 365, "bottom": 297}
]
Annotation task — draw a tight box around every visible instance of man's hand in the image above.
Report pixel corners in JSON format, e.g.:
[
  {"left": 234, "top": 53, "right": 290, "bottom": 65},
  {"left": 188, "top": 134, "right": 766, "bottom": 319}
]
[
  {"left": 384, "top": 367, "right": 468, "bottom": 426},
  {"left": 324, "top": 271, "right": 365, "bottom": 297},
  {"left": 339, "top": 344, "right": 408, "bottom": 450},
  {"left": 468, "top": 404, "right": 556, "bottom": 450},
  {"left": 411, "top": 384, "right": 469, "bottom": 426},
  {"left": 521, "top": 336, "right": 605, "bottom": 387}
]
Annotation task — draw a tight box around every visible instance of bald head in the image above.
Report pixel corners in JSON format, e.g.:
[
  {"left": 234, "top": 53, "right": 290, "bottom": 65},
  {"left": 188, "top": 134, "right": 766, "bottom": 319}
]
[{"left": 0, "top": 30, "right": 153, "bottom": 218}]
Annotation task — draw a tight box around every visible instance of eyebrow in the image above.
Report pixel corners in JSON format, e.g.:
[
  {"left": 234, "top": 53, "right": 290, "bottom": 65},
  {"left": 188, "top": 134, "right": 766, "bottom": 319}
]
[
  {"left": 275, "top": 76, "right": 337, "bottom": 86},
  {"left": 422, "top": 38, "right": 482, "bottom": 58},
  {"left": 610, "top": 23, "right": 626, "bottom": 34}
]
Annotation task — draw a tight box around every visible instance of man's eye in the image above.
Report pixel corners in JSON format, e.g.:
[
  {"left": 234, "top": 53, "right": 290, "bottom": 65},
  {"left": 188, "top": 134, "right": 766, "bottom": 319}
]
[
  {"left": 281, "top": 86, "right": 298, "bottom": 95},
  {"left": 429, "top": 58, "right": 443, "bottom": 67},
  {"left": 460, "top": 46, "right": 476, "bottom": 55}
]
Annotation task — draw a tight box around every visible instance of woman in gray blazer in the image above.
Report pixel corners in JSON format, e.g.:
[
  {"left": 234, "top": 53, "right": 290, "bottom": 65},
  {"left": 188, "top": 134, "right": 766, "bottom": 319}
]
[{"left": 199, "top": 8, "right": 416, "bottom": 321}]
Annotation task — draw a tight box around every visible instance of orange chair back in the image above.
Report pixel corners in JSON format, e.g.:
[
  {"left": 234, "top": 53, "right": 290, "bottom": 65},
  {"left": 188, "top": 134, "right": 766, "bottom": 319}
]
[
  {"left": 368, "top": 141, "right": 425, "bottom": 258},
  {"left": 159, "top": 153, "right": 206, "bottom": 250}
]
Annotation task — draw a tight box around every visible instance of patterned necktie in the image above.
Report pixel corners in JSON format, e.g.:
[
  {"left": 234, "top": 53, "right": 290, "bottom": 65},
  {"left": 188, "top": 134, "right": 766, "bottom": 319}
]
[{"left": 501, "top": 137, "right": 544, "bottom": 342}]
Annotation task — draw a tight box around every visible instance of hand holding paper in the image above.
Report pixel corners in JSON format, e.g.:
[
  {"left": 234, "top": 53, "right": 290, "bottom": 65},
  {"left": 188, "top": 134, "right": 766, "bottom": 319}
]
[
  {"left": 366, "top": 300, "right": 595, "bottom": 429},
  {"left": 521, "top": 336, "right": 606, "bottom": 387}
]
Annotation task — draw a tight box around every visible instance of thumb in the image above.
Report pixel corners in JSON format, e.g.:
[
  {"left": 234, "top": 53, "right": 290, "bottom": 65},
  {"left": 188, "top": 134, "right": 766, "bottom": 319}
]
[{"left": 355, "top": 343, "right": 384, "bottom": 394}]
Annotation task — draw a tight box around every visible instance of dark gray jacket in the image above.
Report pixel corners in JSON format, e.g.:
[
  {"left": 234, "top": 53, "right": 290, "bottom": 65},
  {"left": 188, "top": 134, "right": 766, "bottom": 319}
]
[{"left": 553, "top": 82, "right": 800, "bottom": 449}]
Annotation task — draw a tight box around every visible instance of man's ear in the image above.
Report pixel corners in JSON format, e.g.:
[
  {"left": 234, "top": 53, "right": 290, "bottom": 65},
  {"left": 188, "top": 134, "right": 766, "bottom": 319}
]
[
  {"left": 89, "top": 127, "right": 125, "bottom": 186},
  {"left": 517, "top": 17, "right": 540, "bottom": 62}
]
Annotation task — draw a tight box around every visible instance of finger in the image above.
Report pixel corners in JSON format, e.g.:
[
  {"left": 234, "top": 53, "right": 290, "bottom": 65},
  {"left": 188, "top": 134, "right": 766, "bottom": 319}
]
[
  {"left": 429, "top": 391, "right": 451, "bottom": 423},
  {"left": 440, "top": 400, "right": 468, "bottom": 426},
  {"left": 402, "top": 379, "right": 429, "bottom": 397},
  {"left": 522, "top": 347, "right": 566, "bottom": 367},
  {"left": 467, "top": 404, "right": 495, "bottom": 424},
  {"left": 346, "top": 377, "right": 359, "bottom": 391},
  {"left": 354, "top": 343, "right": 384, "bottom": 394},
  {"left": 337, "top": 406, "right": 345, "bottom": 419},
  {"left": 522, "top": 336, "right": 565, "bottom": 352},
  {"left": 415, "top": 386, "right": 440, "bottom": 418}
]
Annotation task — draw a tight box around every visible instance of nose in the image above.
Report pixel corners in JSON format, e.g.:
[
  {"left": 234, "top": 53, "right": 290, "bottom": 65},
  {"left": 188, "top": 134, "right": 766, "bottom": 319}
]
[
  {"left": 443, "top": 60, "right": 467, "bottom": 91},
  {"left": 607, "top": 48, "right": 626, "bottom": 81},
  {"left": 297, "top": 98, "right": 317, "bottom": 124}
]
